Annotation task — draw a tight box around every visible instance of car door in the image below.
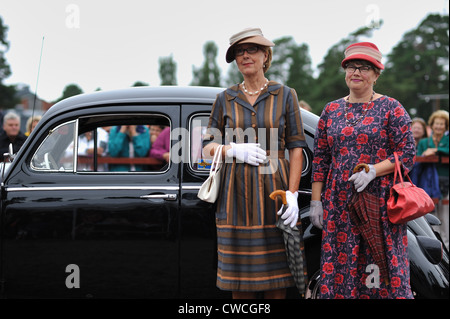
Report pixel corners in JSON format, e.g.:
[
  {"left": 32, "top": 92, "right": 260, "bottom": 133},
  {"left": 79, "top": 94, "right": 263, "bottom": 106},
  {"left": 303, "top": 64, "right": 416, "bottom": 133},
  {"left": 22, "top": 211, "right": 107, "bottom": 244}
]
[
  {"left": 178, "top": 104, "right": 228, "bottom": 298},
  {"left": 0, "top": 104, "right": 181, "bottom": 298}
]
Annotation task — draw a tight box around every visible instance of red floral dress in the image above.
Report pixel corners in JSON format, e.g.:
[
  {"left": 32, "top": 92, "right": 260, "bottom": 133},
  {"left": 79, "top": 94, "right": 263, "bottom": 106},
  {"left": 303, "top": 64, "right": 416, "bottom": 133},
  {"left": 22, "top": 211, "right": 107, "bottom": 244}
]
[{"left": 312, "top": 95, "right": 415, "bottom": 299}]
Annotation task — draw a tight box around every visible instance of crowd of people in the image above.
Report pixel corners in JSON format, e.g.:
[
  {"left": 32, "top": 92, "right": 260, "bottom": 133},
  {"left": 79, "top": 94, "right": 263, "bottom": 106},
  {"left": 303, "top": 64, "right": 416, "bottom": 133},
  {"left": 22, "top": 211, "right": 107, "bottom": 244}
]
[{"left": 74, "top": 124, "right": 170, "bottom": 172}]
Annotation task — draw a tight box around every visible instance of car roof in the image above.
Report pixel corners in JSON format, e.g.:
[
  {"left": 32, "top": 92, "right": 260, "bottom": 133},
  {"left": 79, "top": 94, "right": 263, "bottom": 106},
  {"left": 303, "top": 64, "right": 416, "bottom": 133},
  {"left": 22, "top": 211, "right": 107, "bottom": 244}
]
[
  {"left": 45, "top": 86, "right": 225, "bottom": 118},
  {"left": 41, "top": 85, "right": 318, "bottom": 137}
]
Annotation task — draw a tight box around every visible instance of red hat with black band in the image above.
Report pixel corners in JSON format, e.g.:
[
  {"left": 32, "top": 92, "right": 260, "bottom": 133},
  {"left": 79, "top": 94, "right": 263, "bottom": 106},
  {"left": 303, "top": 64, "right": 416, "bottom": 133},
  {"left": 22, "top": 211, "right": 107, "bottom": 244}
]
[{"left": 341, "top": 42, "right": 384, "bottom": 70}]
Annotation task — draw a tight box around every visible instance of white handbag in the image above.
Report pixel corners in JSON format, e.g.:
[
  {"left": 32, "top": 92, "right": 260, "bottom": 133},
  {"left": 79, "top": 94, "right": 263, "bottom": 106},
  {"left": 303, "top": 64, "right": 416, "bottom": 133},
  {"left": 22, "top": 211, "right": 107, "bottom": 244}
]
[{"left": 197, "top": 145, "right": 224, "bottom": 203}]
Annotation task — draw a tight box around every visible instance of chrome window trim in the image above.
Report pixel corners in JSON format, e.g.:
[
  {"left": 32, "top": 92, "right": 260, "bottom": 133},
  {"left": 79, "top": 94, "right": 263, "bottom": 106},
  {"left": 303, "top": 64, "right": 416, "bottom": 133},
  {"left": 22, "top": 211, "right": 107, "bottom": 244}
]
[
  {"left": 188, "top": 113, "right": 211, "bottom": 175},
  {"left": 30, "top": 120, "right": 78, "bottom": 172}
]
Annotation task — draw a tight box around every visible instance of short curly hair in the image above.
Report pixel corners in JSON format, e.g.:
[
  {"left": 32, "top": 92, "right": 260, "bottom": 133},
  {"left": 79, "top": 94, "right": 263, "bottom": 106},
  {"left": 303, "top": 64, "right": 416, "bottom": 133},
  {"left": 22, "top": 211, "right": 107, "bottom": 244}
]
[{"left": 428, "top": 110, "right": 449, "bottom": 131}]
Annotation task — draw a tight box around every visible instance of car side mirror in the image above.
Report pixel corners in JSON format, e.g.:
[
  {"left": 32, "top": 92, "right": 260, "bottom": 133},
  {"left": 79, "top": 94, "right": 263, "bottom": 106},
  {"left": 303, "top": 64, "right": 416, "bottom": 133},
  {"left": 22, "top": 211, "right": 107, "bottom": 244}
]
[
  {"left": 4, "top": 143, "right": 16, "bottom": 162},
  {"left": 1, "top": 143, "right": 15, "bottom": 182}
]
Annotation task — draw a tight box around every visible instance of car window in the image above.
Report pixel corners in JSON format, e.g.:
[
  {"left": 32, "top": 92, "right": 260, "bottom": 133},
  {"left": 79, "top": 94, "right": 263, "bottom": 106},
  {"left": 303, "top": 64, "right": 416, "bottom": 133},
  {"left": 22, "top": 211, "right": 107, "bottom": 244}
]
[
  {"left": 31, "top": 115, "right": 171, "bottom": 173},
  {"left": 31, "top": 120, "right": 76, "bottom": 171},
  {"left": 188, "top": 114, "right": 312, "bottom": 176},
  {"left": 190, "top": 115, "right": 211, "bottom": 172}
]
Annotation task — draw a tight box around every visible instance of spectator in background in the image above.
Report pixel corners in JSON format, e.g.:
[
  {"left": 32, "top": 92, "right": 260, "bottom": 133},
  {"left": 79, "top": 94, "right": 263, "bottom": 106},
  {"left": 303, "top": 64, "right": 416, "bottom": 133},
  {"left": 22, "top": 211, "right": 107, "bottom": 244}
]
[
  {"left": 149, "top": 125, "right": 165, "bottom": 144},
  {"left": 0, "top": 111, "right": 27, "bottom": 161},
  {"left": 417, "top": 110, "right": 449, "bottom": 249},
  {"left": 299, "top": 100, "right": 312, "bottom": 112},
  {"left": 409, "top": 117, "right": 432, "bottom": 194},
  {"left": 149, "top": 126, "right": 170, "bottom": 163},
  {"left": 411, "top": 117, "right": 428, "bottom": 148},
  {"left": 77, "top": 128, "right": 109, "bottom": 171},
  {"left": 108, "top": 125, "right": 150, "bottom": 171},
  {"left": 25, "top": 115, "right": 42, "bottom": 136},
  {"left": 0, "top": 109, "right": 4, "bottom": 133}
]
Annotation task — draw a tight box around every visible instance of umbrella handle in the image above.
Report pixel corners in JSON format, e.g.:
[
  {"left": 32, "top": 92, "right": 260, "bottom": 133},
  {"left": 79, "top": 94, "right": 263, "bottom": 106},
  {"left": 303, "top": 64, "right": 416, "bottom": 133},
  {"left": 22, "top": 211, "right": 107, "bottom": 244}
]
[
  {"left": 269, "top": 190, "right": 287, "bottom": 205},
  {"left": 353, "top": 163, "right": 370, "bottom": 174}
]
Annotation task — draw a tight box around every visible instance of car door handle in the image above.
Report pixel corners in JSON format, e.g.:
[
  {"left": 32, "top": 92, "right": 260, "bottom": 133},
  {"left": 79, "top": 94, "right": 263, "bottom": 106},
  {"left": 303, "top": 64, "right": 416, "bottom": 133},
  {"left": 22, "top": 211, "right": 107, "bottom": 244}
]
[{"left": 140, "top": 194, "right": 177, "bottom": 201}]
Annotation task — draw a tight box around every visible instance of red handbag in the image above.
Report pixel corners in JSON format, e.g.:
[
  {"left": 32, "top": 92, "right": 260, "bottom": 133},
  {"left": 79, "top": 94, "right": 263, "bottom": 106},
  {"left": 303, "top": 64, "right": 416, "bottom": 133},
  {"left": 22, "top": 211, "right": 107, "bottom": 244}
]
[{"left": 387, "top": 152, "right": 435, "bottom": 224}]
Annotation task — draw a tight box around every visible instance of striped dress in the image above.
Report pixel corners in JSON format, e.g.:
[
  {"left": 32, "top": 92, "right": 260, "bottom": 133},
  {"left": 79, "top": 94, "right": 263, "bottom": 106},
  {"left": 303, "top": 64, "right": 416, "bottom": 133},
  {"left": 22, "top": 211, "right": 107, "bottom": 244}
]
[{"left": 203, "top": 81, "right": 307, "bottom": 292}]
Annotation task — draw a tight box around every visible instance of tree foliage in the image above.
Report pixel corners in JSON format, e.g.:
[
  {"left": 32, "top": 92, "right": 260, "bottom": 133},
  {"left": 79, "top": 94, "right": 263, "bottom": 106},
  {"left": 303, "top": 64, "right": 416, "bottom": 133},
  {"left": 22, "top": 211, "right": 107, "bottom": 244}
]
[
  {"left": 132, "top": 81, "right": 149, "bottom": 87},
  {"left": 266, "top": 37, "right": 315, "bottom": 102},
  {"left": 376, "top": 14, "right": 449, "bottom": 119},
  {"left": 191, "top": 41, "right": 221, "bottom": 87},
  {"left": 0, "top": 16, "right": 17, "bottom": 109},
  {"left": 55, "top": 84, "right": 83, "bottom": 103},
  {"left": 159, "top": 55, "right": 177, "bottom": 85}
]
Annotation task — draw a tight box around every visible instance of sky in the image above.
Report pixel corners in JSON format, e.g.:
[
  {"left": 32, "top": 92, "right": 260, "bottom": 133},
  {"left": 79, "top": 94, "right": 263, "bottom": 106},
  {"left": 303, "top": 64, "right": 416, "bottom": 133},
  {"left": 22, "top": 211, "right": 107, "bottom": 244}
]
[{"left": 1, "top": 0, "right": 449, "bottom": 103}]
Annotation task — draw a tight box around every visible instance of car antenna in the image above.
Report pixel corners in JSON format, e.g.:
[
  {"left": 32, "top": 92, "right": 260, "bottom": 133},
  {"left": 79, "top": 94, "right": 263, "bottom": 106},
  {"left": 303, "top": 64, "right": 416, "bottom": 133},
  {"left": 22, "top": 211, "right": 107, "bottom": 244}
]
[{"left": 31, "top": 36, "right": 45, "bottom": 124}]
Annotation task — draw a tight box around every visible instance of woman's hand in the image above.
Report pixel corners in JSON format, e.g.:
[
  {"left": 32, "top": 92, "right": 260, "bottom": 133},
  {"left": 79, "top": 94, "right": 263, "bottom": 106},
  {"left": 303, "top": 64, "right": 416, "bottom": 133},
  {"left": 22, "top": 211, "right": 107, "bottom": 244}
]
[
  {"left": 348, "top": 164, "right": 376, "bottom": 192},
  {"left": 422, "top": 148, "right": 437, "bottom": 156},
  {"left": 309, "top": 200, "right": 323, "bottom": 229},
  {"left": 226, "top": 142, "right": 266, "bottom": 166},
  {"left": 277, "top": 190, "right": 299, "bottom": 228}
]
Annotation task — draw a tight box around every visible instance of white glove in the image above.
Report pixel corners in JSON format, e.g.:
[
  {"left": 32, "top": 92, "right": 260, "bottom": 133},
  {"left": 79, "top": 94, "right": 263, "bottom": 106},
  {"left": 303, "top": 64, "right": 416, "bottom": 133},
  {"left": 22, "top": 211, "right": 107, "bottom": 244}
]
[
  {"left": 348, "top": 164, "right": 376, "bottom": 192},
  {"left": 309, "top": 200, "right": 323, "bottom": 229},
  {"left": 226, "top": 142, "right": 266, "bottom": 166},
  {"left": 277, "top": 190, "right": 299, "bottom": 228}
]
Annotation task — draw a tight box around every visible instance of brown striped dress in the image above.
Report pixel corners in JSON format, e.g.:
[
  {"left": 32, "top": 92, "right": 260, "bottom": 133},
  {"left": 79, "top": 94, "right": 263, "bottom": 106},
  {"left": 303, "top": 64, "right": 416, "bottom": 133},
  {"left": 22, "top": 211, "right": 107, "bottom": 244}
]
[{"left": 203, "top": 81, "right": 307, "bottom": 292}]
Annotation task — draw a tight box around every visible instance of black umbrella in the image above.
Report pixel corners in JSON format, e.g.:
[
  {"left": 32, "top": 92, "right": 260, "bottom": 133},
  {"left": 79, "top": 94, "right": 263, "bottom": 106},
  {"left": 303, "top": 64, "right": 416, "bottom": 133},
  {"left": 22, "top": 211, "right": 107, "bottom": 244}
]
[
  {"left": 270, "top": 190, "right": 307, "bottom": 295},
  {"left": 348, "top": 164, "right": 389, "bottom": 285}
]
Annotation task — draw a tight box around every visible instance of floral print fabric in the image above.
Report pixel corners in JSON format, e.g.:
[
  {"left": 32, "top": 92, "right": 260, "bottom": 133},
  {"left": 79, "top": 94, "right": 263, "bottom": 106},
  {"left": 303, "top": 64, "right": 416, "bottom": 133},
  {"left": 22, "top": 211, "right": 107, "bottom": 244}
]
[{"left": 312, "top": 96, "right": 415, "bottom": 299}]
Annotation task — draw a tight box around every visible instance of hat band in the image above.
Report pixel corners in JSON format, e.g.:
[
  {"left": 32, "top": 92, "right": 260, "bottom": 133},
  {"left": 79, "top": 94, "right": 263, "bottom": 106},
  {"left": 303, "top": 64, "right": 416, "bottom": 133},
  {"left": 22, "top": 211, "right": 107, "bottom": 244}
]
[{"left": 345, "top": 46, "right": 382, "bottom": 62}]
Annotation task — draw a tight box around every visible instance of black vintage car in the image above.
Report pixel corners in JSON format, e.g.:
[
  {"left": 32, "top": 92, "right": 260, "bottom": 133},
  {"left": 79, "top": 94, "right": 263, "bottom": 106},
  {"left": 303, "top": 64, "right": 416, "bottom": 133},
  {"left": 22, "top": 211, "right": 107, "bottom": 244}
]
[{"left": 0, "top": 86, "right": 448, "bottom": 299}]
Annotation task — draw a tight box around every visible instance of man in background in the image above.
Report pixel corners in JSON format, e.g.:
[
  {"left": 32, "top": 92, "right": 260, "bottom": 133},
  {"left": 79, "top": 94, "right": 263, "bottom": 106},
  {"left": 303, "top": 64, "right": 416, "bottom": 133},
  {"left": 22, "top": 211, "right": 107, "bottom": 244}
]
[{"left": 0, "top": 111, "right": 27, "bottom": 161}]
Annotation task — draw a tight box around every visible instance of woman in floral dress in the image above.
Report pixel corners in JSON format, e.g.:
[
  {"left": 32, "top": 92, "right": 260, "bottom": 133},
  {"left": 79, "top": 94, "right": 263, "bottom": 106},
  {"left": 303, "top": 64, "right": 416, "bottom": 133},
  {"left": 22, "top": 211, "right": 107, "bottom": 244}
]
[{"left": 309, "top": 42, "right": 415, "bottom": 298}]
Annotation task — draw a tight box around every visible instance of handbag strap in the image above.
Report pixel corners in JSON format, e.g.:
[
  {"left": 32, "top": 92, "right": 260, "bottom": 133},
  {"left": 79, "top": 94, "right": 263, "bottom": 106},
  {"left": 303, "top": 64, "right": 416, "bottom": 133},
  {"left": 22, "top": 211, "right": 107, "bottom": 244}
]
[
  {"left": 393, "top": 152, "right": 414, "bottom": 186},
  {"left": 210, "top": 145, "right": 223, "bottom": 176}
]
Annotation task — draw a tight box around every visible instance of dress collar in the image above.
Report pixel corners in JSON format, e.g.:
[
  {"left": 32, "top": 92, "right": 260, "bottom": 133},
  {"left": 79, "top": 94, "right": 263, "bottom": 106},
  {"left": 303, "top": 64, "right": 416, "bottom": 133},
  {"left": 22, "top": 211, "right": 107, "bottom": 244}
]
[{"left": 225, "top": 81, "right": 281, "bottom": 111}]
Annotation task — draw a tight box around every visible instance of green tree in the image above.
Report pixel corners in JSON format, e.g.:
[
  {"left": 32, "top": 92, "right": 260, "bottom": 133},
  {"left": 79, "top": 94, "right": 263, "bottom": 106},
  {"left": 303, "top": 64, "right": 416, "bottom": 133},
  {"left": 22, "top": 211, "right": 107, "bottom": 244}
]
[
  {"left": 285, "top": 43, "right": 314, "bottom": 103},
  {"left": 132, "top": 81, "right": 149, "bottom": 87},
  {"left": 191, "top": 41, "right": 221, "bottom": 87},
  {"left": 159, "top": 55, "right": 177, "bottom": 85},
  {"left": 376, "top": 13, "right": 449, "bottom": 119},
  {"left": 55, "top": 83, "right": 83, "bottom": 103},
  {"left": 266, "top": 36, "right": 296, "bottom": 83},
  {"left": 225, "top": 62, "right": 242, "bottom": 87},
  {"left": 0, "top": 16, "right": 17, "bottom": 109},
  {"left": 266, "top": 37, "right": 315, "bottom": 103}
]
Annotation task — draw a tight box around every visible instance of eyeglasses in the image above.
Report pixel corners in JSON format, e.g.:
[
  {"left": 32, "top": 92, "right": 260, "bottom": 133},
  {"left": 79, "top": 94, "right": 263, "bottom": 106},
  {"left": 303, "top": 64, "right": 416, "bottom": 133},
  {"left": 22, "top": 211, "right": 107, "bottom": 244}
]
[
  {"left": 235, "top": 46, "right": 260, "bottom": 57},
  {"left": 345, "top": 65, "right": 373, "bottom": 74}
]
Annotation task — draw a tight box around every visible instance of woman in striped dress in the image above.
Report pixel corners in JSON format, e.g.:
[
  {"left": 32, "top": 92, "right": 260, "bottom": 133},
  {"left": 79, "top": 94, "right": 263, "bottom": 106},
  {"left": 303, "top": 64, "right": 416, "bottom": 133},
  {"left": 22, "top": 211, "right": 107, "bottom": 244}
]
[{"left": 202, "top": 28, "right": 307, "bottom": 299}]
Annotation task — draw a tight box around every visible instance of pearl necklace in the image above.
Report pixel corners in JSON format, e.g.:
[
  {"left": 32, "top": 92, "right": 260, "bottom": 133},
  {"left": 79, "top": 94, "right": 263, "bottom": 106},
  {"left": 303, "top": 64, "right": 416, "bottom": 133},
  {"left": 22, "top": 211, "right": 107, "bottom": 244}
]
[
  {"left": 344, "top": 91, "right": 375, "bottom": 127},
  {"left": 242, "top": 79, "right": 268, "bottom": 96}
]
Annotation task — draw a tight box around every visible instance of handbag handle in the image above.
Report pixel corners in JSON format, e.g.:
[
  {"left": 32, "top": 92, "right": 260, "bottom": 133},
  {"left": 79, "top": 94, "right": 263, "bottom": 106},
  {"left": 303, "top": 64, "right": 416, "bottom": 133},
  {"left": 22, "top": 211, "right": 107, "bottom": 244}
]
[
  {"left": 210, "top": 145, "right": 224, "bottom": 176},
  {"left": 393, "top": 152, "right": 414, "bottom": 186}
]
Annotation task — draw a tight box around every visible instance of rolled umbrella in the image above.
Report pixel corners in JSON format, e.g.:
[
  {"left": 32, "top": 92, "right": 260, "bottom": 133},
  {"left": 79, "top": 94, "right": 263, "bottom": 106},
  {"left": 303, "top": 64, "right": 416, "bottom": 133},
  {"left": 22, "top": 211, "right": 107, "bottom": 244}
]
[
  {"left": 270, "top": 190, "right": 307, "bottom": 295},
  {"left": 347, "top": 164, "right": 389, "bottom": 285}
]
